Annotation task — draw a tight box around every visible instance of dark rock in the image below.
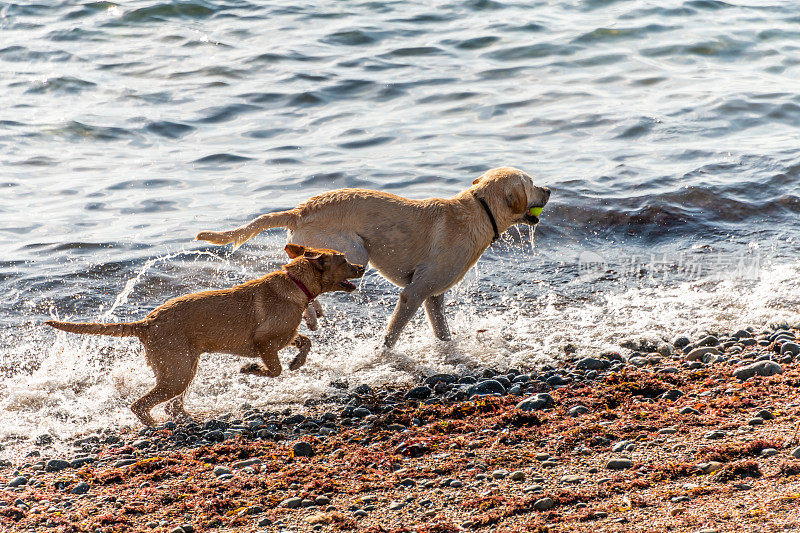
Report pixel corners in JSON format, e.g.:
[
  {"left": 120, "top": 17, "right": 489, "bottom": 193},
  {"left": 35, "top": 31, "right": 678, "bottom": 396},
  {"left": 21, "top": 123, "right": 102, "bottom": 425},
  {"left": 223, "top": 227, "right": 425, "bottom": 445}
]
[
  {"left": 673, "top": 336, "right": 691, "bottom": 349},
  {"left": 8, "top": 476, "right": 27, "bottom": 488},
  {"left": 281, "top": 497, "right": 302, "bottom": 509},
  {"left": 516, "top": 393, "right": 554, "bottom": 411},
  {"left": 354, "top": 384, "right": 374, "bottom": 395},
  {"left": 606, "top": 458, "right": 633, "bottom": 470},
  {"left": 568, "top": 405, "right": 589, "bottom": 417},
  {"left": 533, "top": 497, "right": 554, "bottom": 511},
  {"left": 424, "top": 374, "right": 458, "bottom": 387},
  {"left": 204, "top": 430, "right": 225, "bottom": 442},
  {"left": 545, "top": 374, "right": 570, "bottom": 386},
  {"left": 352, "top": 407, "right": 371, "bottom": 418},
  {"left": 733, "top": 361, "right": 783, "bottom": 381},
  {"left": 204, "top": 419, "right": 229, "bottom": 431},
  {"left": 697, "top": 335, "right": 719, "bottom": 347},
  {"left": 781, "top": 342, "right": 800, "bottom": 356},
  {"left": 576, "top": 357, "right": 609, "bottom": 370},
  {"left": 467, "top": 379, "right": 506, "bottom": 398},
  {"left": 661, "top": 389, "right": 684, "bottom": 401},
  {"left": 45, "top": 459, "right": 70, "bottom": 472},
  {"left": 404, "top": 386, "right": 432, "bottom": 400},
  {"left": 282, "top": 414, "right": 306, "bottom": 425},
  {"left": 293, "top": 441, "right": 315, "bottom": 457},
  {"left": 70, "top": 482, "right": 90, "bottom": 495}
]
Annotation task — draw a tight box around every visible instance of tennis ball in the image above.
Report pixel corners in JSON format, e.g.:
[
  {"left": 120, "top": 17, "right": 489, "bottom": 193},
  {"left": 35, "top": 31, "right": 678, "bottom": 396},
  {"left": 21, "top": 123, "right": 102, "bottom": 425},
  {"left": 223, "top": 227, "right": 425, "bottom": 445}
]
[{"left": 529, "top": 206, "right": 543, "bottom": 217}]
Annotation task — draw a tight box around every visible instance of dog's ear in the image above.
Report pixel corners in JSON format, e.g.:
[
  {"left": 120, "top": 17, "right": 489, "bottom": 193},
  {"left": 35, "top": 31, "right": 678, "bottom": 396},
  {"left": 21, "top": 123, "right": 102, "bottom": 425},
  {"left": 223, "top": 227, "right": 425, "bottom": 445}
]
[
  {"left": 284, "top": 243, "right": 307, "bottom": 258},
  {"left": 305, "top": 253, "right": 326, "bottom": 271},
  {"left": 506, "top": 185, "right": 527, "bottom": 214}
]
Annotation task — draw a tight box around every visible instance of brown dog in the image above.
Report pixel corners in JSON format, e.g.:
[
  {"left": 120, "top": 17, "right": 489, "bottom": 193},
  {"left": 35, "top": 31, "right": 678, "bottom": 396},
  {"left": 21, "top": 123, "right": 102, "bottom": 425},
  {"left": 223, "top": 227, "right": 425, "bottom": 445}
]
[
  {"left": 196, "top": 167, "right": 551, "bottom": 348},
  {"left": 46, "top": 244, "right": 365, "bottom": 426}
]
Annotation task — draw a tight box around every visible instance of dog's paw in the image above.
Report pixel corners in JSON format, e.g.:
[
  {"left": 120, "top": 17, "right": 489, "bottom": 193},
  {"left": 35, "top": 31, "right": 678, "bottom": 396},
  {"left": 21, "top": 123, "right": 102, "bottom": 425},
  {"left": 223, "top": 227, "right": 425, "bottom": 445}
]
[{"left": 240, "top": 363, "right": 263, "bottom": 375}]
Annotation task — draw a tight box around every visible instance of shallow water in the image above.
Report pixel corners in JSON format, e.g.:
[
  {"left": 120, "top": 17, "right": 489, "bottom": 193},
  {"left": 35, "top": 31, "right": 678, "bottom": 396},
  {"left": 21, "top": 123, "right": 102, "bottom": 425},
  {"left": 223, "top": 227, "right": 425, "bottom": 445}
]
[{"left": 1, "top": 0, "right": 799, "bottom": 456}]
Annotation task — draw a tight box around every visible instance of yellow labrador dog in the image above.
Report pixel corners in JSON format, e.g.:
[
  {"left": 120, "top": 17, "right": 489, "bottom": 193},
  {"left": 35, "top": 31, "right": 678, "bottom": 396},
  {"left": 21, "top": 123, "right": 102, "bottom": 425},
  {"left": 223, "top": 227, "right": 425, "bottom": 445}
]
[
  {"left": 197, "top": 167, "right": 550, "bottom": 348},
  {"left": 46, "top": 245, "right": 365, "bottom": 425}
]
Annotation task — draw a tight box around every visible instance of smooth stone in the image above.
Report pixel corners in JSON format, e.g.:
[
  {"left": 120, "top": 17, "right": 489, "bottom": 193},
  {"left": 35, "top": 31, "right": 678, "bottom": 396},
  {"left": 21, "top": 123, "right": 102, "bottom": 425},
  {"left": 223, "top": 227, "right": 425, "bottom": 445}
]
[
  {"left": 257, "top": 517, "right": 272, "bottom": 526},
  {"left": 704, "top": 430, "right": 727, "bottom": 440},
  {"left": 509, "top": 470, "right": 525, "bottom": 481},
  {"left": 404, "top": 386, "right": 432, "bottom": 400},
  {"left": 491, "top": 469, "right": 508, "bottom": 479},
  {"left": 45, "top": 459, "right": 70, "bottom": 472},
  {"left": 697, "top": 461, "right": 723, "bottom": 474},
  {"left": 516, "top": 393, "right": 554, "bottom": 411},
  {"left": 673, "top": 336, "right": 691, "bottom": 349},
  {"left": 70, "top": 482, "right": 90, "bottom": 495},
  {"left": 561, "top": 475, "right": 584, "bottom": 484},
  {"left": 686, "top": 347, "right": 720, "bottom": 362},
  {"left": 315, "top": 496, "right": 330, "bottom": 506},
  {"left": 680, "top": 406, "right": 700, "bottom": 415},
  {"left": 661, "top": 389, "right": 684, "bottom": 401},
  {"left": 533, "top": 497, "right": 554, "bottom": 511},
  {"left": 697, "top": 335, "right": 719, "bottom": 347},
  {"left": 389, "top": 501, "right": 406, "bottom": 511},
  {"left": 467, "top": 380, "right": 506, "bottom": 398},
  {"left": 213, "top": 466, "right": 232, "bottom": 477},
  {"left": 781, "top": 343, "right": 800, "bottom": 356},
  {"left": 293, "top": 441, "right": 315, "bottom": 457},
  {"left": 114, "top": 459, "right": 137, "bottom": 468},
  {"left": 659, "top": 427, "right": 678, "bottom": 435},
  {"left": 352, "top": 408, "right": 371, "bottom": 418},
  {"left": 733, "top": 330, "right": 753, "bottom": 339},
  {"left": 425, "top": 374, "right": 458, "bottom": 387},
  {"left": 353, "top": 510, "right": 368, "bottom": 518},
  {"left": 606, "top": 458, "right": 633, "bottom": 470},
  {"left": 733, "top": 361, "right": 783, "bottom": 381},
  {"left": 748, "top": 417, "right": 764, "bottom": 426},
  {"left": 281, "top": 497, "right": 303, "bottom": 509},
  {"left": 449, "top": 480, "right": 463, "bottom": 488},
  {"left": 568, "top": 405, "right": 590, "bottom": 417},
  {"left": 575, "top": 357, "right": 608, "bottom": 370},
  {"left": 790, "top": 447, "right": 800, "bottom": 459},
  {"left": 612, "top": 441, "right": 630, "bottom": 453},
  {"left": 756, "top": 409, "right": 775, "bottom": 420},
  {"left": 232, "top": 458, "right": 261, "bottom": 469},
  {"left": 8, "top": 476, "right": 27, "bottom": 487},
  {"left": 760, "top": 448, "right": 778, "bottom": 457}
]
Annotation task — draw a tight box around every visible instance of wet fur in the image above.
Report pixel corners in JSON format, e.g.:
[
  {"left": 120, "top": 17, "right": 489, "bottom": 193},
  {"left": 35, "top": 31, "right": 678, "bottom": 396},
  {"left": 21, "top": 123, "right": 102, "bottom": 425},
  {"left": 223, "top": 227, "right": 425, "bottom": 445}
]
[
  {"left": 196, "top": 167, "right": 550, "bottom": 348},
  {"left": 46, "top": 245, "right": 364, "bottom": 426}
]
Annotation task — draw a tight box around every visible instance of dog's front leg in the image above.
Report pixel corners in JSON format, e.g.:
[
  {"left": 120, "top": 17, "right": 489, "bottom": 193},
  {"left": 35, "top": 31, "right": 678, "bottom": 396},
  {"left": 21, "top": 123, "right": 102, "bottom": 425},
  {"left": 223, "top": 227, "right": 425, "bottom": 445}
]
[
  {"left": 302, "top": 302, "right": 321, "bottom": 331},
  {"left": 289, "top": 334, "right": 311, "bottom": 370},
  {"left": 241, "top": 335, "right": 284, "bottom": 378},
  {"left": 424, "top": 293, "right": 451, "bottom": 341}
]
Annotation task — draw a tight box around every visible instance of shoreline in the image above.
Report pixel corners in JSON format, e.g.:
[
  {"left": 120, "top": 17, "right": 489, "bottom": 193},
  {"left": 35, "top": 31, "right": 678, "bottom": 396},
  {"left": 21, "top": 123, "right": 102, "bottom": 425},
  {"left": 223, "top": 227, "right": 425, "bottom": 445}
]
[{"left": 2, "top": 324, "right": 800, "bottom": 532}]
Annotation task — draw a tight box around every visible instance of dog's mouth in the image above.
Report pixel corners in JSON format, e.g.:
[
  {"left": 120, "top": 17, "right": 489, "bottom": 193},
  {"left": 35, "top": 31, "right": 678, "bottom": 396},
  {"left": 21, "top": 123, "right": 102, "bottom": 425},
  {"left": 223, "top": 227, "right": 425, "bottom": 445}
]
[
  {"left": 522, "top": 214, "right": 540, "bottom": 225},
  {"left": 339, "top": 280, "right": 358, "bottom": 292}
]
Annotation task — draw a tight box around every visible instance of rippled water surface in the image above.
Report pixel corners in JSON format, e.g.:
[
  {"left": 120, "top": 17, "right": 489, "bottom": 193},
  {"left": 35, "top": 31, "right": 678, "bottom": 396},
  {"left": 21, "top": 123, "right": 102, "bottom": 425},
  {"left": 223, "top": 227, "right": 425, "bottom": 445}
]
[{"left": 1, "top": 0, "right": 799, "bottom": 453}]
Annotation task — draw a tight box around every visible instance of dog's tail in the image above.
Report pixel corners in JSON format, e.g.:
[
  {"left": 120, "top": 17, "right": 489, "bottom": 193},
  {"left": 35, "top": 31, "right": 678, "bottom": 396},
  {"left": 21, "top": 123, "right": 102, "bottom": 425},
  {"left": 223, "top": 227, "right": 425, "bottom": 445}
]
[
  {"left": 195, "top": 210, "right": 298, "bottom": 250},
  {"left": 45, "top": 319, "right": 146, "bottom": 338}
]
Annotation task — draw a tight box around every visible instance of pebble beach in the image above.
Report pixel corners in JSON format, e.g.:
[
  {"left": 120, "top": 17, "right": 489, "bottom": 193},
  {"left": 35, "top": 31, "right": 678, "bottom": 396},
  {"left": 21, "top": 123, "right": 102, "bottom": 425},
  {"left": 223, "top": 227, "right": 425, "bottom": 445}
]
[{"left": 3, "top": 323, "right": 800, "bottom": 532}]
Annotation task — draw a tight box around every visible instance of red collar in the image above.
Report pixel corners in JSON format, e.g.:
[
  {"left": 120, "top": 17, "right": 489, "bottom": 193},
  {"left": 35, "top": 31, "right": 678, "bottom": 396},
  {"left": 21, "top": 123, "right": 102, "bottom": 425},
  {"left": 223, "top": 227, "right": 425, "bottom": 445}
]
[{"left": 286, "top": 273, "right": 315, "bottom": 302}]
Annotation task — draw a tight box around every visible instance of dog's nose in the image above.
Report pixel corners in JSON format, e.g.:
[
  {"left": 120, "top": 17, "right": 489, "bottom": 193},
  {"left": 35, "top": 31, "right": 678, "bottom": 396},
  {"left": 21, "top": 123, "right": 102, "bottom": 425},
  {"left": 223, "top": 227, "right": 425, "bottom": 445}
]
[
  {"left": 355, "top": 264, "right": 366, "bottom": 277},
  {"left": 542, "top": 187, "right": 551, "bottom": 202}
]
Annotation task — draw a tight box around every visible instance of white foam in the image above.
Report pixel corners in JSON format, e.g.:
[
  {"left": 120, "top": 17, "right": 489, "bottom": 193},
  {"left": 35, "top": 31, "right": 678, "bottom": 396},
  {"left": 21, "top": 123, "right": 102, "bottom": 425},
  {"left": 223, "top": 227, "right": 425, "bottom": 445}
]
[{"left": 1, "top": 252, "right": 798, "bottom": 461}]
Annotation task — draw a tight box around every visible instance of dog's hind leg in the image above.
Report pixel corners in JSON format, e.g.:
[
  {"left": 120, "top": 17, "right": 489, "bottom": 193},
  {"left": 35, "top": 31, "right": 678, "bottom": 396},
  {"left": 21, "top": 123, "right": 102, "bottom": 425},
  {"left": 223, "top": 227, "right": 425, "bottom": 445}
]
[
  {"left": 289, "top": 334, "right": 311, "bottom": 370},
  {"left": 424, "top": 293, "right": 451, "bottom": 341},
  {"left": 132, "top": 343, "right": 199, "bottom": 426},
  {"left": 384, "top": 284, "right": 427, "bottom": 349}
]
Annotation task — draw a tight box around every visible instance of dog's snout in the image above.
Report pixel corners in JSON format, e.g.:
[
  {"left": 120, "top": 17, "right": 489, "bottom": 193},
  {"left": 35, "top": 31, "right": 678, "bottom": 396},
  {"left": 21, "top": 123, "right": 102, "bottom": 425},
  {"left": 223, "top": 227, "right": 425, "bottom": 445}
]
[{"left": 542, "top": 187, "right": 551, "bottom": 200}]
